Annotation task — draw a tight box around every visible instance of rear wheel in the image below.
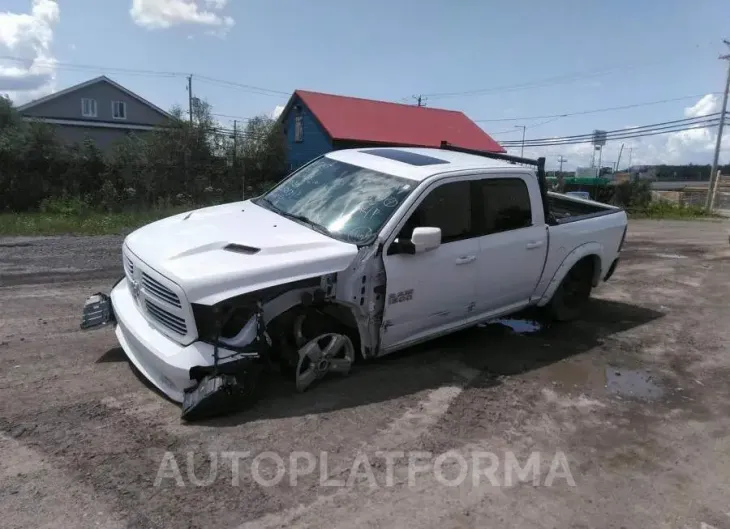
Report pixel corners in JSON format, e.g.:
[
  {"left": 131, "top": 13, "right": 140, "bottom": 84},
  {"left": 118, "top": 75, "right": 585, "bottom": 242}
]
[{"left": 545, "top": 259, "right": 594, "bottom": 321}]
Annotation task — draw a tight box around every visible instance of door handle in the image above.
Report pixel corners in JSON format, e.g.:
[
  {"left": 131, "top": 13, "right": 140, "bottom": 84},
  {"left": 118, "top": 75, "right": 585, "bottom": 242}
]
[
  {"left": 526, "top": 241, "right": 544, "bottom": 250},
  {"left": 455, "top": 255, "right": 476, "bottom": 265}
]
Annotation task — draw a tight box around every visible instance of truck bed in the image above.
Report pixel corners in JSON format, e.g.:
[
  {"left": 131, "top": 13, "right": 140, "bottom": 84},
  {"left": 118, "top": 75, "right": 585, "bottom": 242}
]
[{"left": 546, "top": 191, "right": 622, "bottom": 224}]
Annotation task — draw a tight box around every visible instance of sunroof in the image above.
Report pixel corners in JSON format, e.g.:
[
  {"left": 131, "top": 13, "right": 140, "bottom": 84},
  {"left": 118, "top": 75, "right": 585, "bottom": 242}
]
[{"left": 362, "top": 148, "right": 450, "bottom": 166}]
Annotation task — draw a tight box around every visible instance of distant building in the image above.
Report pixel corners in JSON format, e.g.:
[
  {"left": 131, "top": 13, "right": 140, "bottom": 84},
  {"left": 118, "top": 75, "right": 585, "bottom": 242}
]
[
  {"left": 276, "top": 90, "right": 504, "bottom": 170},
  {"left": 627, "top": 165, "right": 658, "bottom": 180},
  {"left": 574, "top": 166, "right": 600, "bottom": 179},
  {"left": 17, "top": 75, "right": 172, "bottom": 154}
]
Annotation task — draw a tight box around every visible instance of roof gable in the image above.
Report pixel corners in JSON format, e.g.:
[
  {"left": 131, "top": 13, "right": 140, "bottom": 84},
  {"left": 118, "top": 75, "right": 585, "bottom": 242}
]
[
  {"left": 287, "top": 90, "right": 504, "bottom": 153},
  {"left": 16, "top": 76, "right": 172, "bottom": 119}
]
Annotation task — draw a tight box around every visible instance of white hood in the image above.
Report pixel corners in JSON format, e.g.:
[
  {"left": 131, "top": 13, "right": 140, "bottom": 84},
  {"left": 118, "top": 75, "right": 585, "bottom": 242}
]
[{"left": 124, "top": 200, "right": 359, "bottom": 305}]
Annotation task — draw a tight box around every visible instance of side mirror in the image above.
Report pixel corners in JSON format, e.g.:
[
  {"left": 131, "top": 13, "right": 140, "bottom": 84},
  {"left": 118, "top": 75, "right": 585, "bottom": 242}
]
[{"left": 411, "top": 227, "right": 441, "bottom": 253}]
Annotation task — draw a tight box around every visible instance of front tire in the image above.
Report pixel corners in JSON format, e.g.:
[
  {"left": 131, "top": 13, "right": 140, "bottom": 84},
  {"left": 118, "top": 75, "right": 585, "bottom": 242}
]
[
  {"left": 545, "top": 260, "right": 594, "bottom": 322},
  {"left": 272, "top": 308, "right": 356, "bottom": 388}
]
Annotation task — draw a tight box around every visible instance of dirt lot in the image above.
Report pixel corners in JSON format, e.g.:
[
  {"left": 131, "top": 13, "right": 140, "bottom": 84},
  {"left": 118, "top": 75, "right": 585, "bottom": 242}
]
[{"left": 1, "top": 219, "right": 730, "bottom": 529}]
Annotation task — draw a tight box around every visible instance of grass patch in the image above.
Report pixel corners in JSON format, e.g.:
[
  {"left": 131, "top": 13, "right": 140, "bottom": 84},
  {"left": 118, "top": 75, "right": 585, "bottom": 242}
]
[
  {"left": 0, "top": 208, "right": 189, "bottom": 236},
  {"left": 627, "top": 201, "right": 723, "bottom": 220},
  {"left": 1, "top": 199, "right": 724, "bottom": 237}
]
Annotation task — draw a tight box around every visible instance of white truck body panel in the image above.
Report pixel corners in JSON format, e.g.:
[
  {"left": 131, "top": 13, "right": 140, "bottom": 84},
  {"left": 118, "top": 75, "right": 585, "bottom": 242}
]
[
  {"left": 124, "top": 200, "right": 358, "bottom": 311},
  {"left": 101, "top": 146, "right": 628, "bottom": 402}
]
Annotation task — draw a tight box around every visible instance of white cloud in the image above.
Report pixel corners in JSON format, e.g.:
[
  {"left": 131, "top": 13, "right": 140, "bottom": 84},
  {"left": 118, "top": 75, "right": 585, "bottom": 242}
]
[
  {"left": 130, "top": 0, "right": 234, "bottom": 35},
  {"left": 504, "top": 93, "right": 730, "bottom": 170},
  {"left": 0, "top": 0, "right": 59, "bottom": 104},
  {"left": 271, "top": 105, "right": 285, "bottom": 119},
  {"left": 684, "top": 93, "right": 720, "bottom": 118}
]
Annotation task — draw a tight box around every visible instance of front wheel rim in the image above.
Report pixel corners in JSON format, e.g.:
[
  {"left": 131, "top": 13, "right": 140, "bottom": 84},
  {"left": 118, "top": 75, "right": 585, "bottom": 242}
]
[{"left": 295, "top": 333, "right": 355, "bottom": 392}]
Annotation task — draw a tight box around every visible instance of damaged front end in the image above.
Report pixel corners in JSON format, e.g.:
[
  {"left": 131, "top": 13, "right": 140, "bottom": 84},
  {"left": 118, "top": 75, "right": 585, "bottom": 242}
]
[
  {"left": 181, "top": 301, "right": 271, "bottom": 422},
  {"left": 80, "top": 267, "right": 365, "bottom": 422},
  {"left": 79, "top": 279, "right": 274, "bottom": 422}
]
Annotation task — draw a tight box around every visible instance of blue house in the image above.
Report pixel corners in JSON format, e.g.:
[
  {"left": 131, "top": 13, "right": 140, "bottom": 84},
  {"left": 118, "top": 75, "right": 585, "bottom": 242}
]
[{"left": 276, "top": 90, "right": 504, "bottom": 171}]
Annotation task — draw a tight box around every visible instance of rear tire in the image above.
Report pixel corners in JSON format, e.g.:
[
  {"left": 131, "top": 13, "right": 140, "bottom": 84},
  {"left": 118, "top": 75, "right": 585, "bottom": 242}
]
[{"left": 545, "top": 259, "right": 594, "bottom": 322}]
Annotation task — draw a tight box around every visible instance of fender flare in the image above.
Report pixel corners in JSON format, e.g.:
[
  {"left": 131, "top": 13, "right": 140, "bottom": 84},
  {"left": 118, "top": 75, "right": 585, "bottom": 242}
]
[{"left": 536, "top": 242, "right": 604, "bottom": 307}]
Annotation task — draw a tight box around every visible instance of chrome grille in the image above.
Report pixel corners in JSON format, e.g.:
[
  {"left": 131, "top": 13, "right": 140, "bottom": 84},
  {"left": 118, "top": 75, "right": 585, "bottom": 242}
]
[
  {"left": 125, "top": 255, "right": 134, "bottom": 276},
  {"left": 142, "top": 272, "right": 182, "bottom": 308},
  {"left": 123, "top": 245, "right": 195, "bottom": 343},
  {"left": 145, "top": 300, "right": 187, "bottom": 335}
]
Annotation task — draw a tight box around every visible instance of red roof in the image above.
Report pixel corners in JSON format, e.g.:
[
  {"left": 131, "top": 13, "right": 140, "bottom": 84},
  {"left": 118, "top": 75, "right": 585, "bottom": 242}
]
[{"left": 292, "top": 90, "right": 505, "bottom": 153}]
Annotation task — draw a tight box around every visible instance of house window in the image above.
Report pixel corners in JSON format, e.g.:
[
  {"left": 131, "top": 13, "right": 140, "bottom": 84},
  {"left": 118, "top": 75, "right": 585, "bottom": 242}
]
[
  {"left": 294, "top": 115, "right": 303, "bottom": 142},
  {"left": 112, "top": 101, "right": 127, "bottom": 120},
  {"left": 81, "top": 98, "right": 97, "bottom": 117}
]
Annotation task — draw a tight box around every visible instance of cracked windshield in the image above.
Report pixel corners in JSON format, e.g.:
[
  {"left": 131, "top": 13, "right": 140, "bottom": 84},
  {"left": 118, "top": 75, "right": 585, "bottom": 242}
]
[{"left": 257, "top": 157, "right": 414, "bottom": 244}]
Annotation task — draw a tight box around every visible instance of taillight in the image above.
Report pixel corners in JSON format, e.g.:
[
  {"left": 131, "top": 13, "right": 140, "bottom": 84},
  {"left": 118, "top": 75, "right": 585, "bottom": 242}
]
[{"left": 618, "top": 226, "right": 627, "bottom": 252}]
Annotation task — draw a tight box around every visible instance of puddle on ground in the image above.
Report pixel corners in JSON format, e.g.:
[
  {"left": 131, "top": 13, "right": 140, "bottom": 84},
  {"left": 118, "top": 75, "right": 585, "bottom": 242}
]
[
  {"left": 606, "top": 366, "right": 664, "bottom": 400},
  {"left": 491, "top": 318, "right": 543, "bottom": 334}
]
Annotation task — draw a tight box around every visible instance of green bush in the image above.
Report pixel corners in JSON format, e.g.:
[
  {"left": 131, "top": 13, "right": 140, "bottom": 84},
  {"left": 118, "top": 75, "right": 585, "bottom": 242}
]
[
  {"left": 0, "top": 96, "right": 288, "bottom": 214},
  {"left": 611, "top": 180, "right": 652, "bottom": 210},
  {"left": 38, "top": 195, "right": 92, "bottom": 216}
]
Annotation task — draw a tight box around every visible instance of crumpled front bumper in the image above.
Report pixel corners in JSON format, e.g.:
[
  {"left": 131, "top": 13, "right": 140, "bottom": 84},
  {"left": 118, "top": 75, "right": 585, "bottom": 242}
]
[{"left": 105, "top": 278, "right": 257, "bottom": 403}]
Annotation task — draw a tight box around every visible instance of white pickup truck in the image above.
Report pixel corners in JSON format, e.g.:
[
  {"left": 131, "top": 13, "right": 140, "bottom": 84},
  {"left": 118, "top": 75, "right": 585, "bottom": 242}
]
[{"left": 81, "top": 143, "right": 628, "bottom": 420}]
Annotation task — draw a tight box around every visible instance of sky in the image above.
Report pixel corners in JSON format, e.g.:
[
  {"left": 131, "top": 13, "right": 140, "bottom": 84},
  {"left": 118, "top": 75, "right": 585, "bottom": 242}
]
[{"left": 1, "top": 0, "right": 730, "bottom": 170}]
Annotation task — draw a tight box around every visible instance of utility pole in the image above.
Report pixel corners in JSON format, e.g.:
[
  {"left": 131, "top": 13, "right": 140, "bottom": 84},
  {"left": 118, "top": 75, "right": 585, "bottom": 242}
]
[
  {"left": 628, "top": 147, "right": 633, "bottom": 169},
  {"left": 557, "top": 155, "right": 567, "bottom": 191},
  {"left": 187, "top": 75, "right": 193, "bottom": 125},
  {"left": 705, "top": 39, "right": 730, "bottom": 212},
  {"left": 233, "top": 120, "right": 244, "bottom": 200},
  {"left": 515, "top": 125, "right": 526, "bottom": 157},
  {"left": 616, "top": 143, "right": 624, "bottom": 172},
  {"left": 557, "top": 155, "right": 567, "bottom": 174}
]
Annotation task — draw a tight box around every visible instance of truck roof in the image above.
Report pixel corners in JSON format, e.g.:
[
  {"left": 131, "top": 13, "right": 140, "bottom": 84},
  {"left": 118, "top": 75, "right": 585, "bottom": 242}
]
[{"left": 325, "top": 146, "right": 529, "bottom": 182}]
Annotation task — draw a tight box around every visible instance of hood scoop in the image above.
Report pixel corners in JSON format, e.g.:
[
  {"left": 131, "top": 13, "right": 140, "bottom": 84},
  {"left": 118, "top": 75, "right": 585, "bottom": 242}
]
[{"left": 224, "top": 243, "right": 261, "bottom": 255}]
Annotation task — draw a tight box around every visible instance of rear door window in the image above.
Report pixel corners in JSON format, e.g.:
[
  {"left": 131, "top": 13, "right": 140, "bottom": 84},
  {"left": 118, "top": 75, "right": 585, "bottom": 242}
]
[{"left": 479, "top": 178, "right": 532, "bottom": 234}]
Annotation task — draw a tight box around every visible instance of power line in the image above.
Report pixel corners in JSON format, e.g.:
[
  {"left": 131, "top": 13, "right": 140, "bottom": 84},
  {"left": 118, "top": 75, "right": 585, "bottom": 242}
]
[
  {"left": 211, "top": 112, "right": 254, "bottom": 121},
  {"left": 419, "top": 43, "right": 715, "bottom": 100},
  {"left": 475, "top": 93, "right": 721, "bottom": 123},
  {"left": 500, "top": 118, "right": 723, "bottom": 148},
  {"left": 499, "top": 113, "right": 724, "bottom": 146},
  {"left": 0, "top": 55, "right": 183, "bottom": 78},
  {"left": 501, "top": 121, "right": 716, "bottom": 146},
  {"left": 489, "top": 116, "right": 565, "bottom": 136},
  {"left": 0, "top": 55, "right": 289, "bottom": 98},
  {"left": 194, "top": 75, "right": 290, "bottom": 97},
  {"left": 501, "top": 120, "right": 722, "bottom": 148}
]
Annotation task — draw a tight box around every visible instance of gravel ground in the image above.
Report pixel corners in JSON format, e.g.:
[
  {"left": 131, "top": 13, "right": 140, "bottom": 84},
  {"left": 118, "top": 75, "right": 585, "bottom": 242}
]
[{"left": 1, "top": 219, "right": 730, "bottom": 529}]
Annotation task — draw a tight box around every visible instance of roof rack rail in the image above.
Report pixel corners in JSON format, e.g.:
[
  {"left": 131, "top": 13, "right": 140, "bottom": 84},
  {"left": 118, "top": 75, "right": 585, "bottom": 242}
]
[
  {"left": 439, "top": 140, "right": 543, "bottom": 168},
  {"left": 439, "top": 141, "right": 553, "bottom": 225}
]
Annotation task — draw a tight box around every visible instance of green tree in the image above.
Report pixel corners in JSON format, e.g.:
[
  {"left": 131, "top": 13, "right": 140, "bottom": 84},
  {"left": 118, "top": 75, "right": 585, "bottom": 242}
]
[{"left": 237, "top": 115, "right": 287, "bottom": 195}]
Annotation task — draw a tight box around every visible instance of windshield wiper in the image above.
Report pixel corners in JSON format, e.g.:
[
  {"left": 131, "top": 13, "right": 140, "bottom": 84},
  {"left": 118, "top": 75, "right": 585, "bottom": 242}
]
[
  {"left": 285, "top": 212, "right": 335, "bottom": 237},
  {"left": 258, "top": 196, "right": 281, "bottom": 214},
  {"left": 258, "top": 197, "right": 334, "bottom": 238}
]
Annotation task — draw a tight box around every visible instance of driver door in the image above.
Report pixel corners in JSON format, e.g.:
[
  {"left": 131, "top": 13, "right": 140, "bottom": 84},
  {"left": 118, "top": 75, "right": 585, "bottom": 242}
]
[{"left": 380, "top": 179, "right": 479, "bottom": 352}]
